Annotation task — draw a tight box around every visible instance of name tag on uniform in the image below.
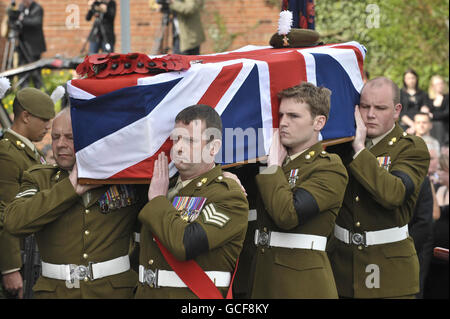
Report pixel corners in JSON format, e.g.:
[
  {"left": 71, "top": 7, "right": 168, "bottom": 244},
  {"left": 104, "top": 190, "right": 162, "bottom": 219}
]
[
  {"left": 172, "top": 196, "right": 207, "bottom": 223},
  {"left": 99, "top": 185, "right": 139, "bottom": 214},
  {"left": 288, "top": 169, "right": 299, "bottom": 188},
  {"left": 377, "top": 156, "right": 391, "bottom": 171}
]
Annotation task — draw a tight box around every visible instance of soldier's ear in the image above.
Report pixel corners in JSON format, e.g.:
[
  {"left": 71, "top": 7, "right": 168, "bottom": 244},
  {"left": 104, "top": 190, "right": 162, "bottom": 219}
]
[
  {"left": 210, "top": 139, "right": 222, "bottom": 156},
  {"left": 202, "top": 139, "right": 221, "bottom": 164},
  {"left": 393, "top": 103, "right": 402, "bottom": 121},
  {"left": 313, "top": 115, "right": 327, "bottom": 132},
  {"left": 21, "top": 110, "right": 32, "bottom": 124}
]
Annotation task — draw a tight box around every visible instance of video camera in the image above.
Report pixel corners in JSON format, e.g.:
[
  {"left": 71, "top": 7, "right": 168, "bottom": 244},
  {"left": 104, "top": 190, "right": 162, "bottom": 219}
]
[
  {"left": 7, "top": 0, "right": 22, "bottom": 33},
  {"left": 156, "top": 0, "right": 171, "bottom": 13},
  {"left": 91, "top": 0, "right": 107, "bottom": 13}
]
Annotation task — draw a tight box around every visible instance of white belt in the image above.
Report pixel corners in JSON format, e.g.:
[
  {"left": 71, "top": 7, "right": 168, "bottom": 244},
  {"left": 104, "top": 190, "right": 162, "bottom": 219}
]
[
  {"left": 254, "top": 229, "right": 327, "bottom": 251},
  {"left": 334, "top": 224, "right": 409, "bottom": 246},
  {"left": 248, "top": 209, "right": 257, "bottom": 222},
  {"left": 41, "top": 255, "right": 130, "bottom": 281},
  {"left": 139, "top": 265, "right": 231, "bottom": 288}
]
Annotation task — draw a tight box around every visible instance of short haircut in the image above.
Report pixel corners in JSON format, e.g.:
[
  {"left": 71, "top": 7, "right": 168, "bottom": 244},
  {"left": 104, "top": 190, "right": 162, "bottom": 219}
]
[
  {"left": 54, "top": 106, "right": 71, "bottom": 120},
  {"left": 175, "top": 104, "right": 223, "bottom": 141},
  {"left": 278, "top": 82, "right": 331, "bottom": 120},
  {"left": 12, "top": 97, "right": 25, "bottom": 120},
  {"left": 363, "top": 77, "right": 400, "bottom": 105}
]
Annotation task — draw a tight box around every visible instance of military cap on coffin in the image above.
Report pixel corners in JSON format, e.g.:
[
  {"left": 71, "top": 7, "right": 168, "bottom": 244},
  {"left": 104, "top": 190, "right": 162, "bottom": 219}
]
[
  {"left": 16, "top": 87, "right": 55, "bottom": 120},
  {"left": 270, "top": 10, "right": 322, "bottom": 48}
]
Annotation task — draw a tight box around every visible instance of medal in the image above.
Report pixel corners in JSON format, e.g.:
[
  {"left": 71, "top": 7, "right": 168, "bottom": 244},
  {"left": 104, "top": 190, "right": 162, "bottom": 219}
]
[
  {"left": 288, "top": 168, "right": 299, "bottom": 188},
  {"left": 99, "top": 185, "right": 138, "bottom": 214},
  {"left": 172, "top": 196, "right": 207, "bottom": 223},
  {"left": 377, "top": 156, "right": 391, "bottom": 171}
]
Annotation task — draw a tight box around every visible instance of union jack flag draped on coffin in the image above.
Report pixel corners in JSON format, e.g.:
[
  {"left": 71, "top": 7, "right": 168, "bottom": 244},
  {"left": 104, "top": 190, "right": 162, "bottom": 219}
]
[{"left": 68, "top": 41, "right": 366, "bottom": 182}]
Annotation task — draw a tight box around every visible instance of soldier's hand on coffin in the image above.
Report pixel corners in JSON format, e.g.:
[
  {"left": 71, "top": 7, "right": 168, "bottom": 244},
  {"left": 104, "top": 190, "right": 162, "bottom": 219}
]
[
  {"left": 148, "top": 152, "right": 169, "bottom": 201},
  {"left": 223, "top": 171, "right": 247, "bottom": 196},
  {"left": 352, "top": 105, "right": 367, "bottom": 153},
  {"left": 267, "top": 129, "right": 287, "bottom": 167},
  {"left": 69, "top": 162, "right": 102, "bottom": 195}
]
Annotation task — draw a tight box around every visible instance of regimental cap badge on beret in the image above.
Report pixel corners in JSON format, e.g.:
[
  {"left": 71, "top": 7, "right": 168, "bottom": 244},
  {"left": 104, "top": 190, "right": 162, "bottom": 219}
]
[
  {"left": 16, "top": 88, "right": 55, "bottom": 120},
  {"left": 270, "top": 10, "right": 321, "bottom": 48}
]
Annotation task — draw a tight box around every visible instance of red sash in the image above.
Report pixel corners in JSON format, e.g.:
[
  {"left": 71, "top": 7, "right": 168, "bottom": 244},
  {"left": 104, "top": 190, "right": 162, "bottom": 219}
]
[{"left": 154, "top": 236, "right": 237, "bottom": 299}]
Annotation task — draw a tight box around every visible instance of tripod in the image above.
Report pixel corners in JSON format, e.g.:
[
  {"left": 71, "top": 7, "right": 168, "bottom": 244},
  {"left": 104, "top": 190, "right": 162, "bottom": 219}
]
[
  {"left": 151, "top": 7, "right": 179, "bottom": 55},
  {"left": 81, "top": 13, "right": 112, "bottom": 55},
  {"left": 1, "top": 24, "right": 44, "bottom": 90}
]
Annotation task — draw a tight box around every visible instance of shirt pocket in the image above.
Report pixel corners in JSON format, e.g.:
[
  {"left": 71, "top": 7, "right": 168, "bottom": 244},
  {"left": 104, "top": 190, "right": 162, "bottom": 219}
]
[
  {"left": 274, "top": 249, "right": 325, "bottom": 271},
  {"left": 106, "top": 270, "right": 138, "bottom": 299},
  {"left": 381, "top": 237, "right": 417, "bottom": 258},
  {"left": 32, "top": 277, "right": 58, "bottom": 294}
]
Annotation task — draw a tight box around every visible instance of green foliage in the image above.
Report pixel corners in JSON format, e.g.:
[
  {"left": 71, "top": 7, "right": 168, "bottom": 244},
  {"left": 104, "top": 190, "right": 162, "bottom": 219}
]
[
  {"left": 206, "top": 9, "right": 261, "bottom": 53},
  {"left": 1, "top": 69, "right": 73, "bottom": 114},
  {"left": 42, "top": 69, "right": 73, "bottom": 104},
  {"left": 315, "top": 0, "right": 449, "bottom": 90},
  {"left": 207, "top": 11, "right": 243, "bottom": 53}
]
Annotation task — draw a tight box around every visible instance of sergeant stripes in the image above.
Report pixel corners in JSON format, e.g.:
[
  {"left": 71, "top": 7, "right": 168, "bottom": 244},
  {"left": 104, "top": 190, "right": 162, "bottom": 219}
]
[
  {"left": 15, "top": 189, "right": 38, "bottom": 198},
  {"left": 201, "top": 204, "right": 230, "bottom": 228}
]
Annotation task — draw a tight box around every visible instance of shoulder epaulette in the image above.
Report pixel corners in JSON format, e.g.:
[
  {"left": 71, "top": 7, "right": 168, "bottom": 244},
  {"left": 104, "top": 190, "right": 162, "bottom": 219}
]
[
  {"left": 319, "top": 150, "right": 332, "bottom": 159},
  {"left": 219, "top": 174, "right": 242, "bottom": 191},
  {"left": 400, "top": 132, "right": 424, "bottom": 146},
  {"left": 0, "top": 136, "right": 13, "bottom": 149}
]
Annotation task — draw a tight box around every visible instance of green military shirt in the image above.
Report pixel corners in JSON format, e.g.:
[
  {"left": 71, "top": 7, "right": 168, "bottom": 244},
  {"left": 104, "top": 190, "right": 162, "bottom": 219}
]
[
  {"left": 2, "top": 165, "right": 147, "bottom": 298},
  {"left": 0, "top": 130, "right": 45, "bottom": 272},
  {"left": 327, "top": 123, "right": 430, "bottom": 298},
  {"left": 135, "top": 165, "right": 248, "bottom": 299},
  {"left": 251, "top": 141, "right": 348, "bottom": 298}
]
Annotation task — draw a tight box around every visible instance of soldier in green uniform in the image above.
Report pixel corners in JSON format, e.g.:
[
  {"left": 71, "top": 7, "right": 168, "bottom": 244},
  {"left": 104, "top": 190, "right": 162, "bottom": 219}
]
[
  {"left": 2, "top": 108, "right": 146, "bottom": 298},
  {"left": 326, "top": 77, "right": 430, "bottom": 298},
  {"left": 0, "top": 87, "right": 54, "bottom": 298},
  {"left": 250, "top": 82, "right": 348, "bottom": 298},
  {"left": 135, "top": 104, "right": 248, "bottom": 299}
]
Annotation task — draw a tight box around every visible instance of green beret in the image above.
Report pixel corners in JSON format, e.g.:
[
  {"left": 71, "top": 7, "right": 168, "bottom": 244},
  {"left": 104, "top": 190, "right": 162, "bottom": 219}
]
[
  {"left": 16, "top": 88, "right": 55, "bottom": 120},
  {"left": 270, "top": 29, "right": 321, "bottom": 48}
]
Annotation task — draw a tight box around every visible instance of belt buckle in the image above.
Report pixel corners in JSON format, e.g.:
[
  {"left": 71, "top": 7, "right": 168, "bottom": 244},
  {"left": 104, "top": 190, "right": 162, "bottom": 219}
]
[
  {"left": 69, "top": 263, "right": 93, "bottom": 282},
  {"left": 143, "top": 268, "right": 158, "bottom": 288},
  {"left": 351, "top": 232, "right": 367, "bottom": 246},
  {"left": 257, "top": 230, "right": 271, "bottom": 247}
]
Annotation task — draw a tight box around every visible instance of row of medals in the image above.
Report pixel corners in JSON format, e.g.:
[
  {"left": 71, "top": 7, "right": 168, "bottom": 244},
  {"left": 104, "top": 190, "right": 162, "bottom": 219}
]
[{"left": 99, "top": 185, "right": 138, "bottom": 214}]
